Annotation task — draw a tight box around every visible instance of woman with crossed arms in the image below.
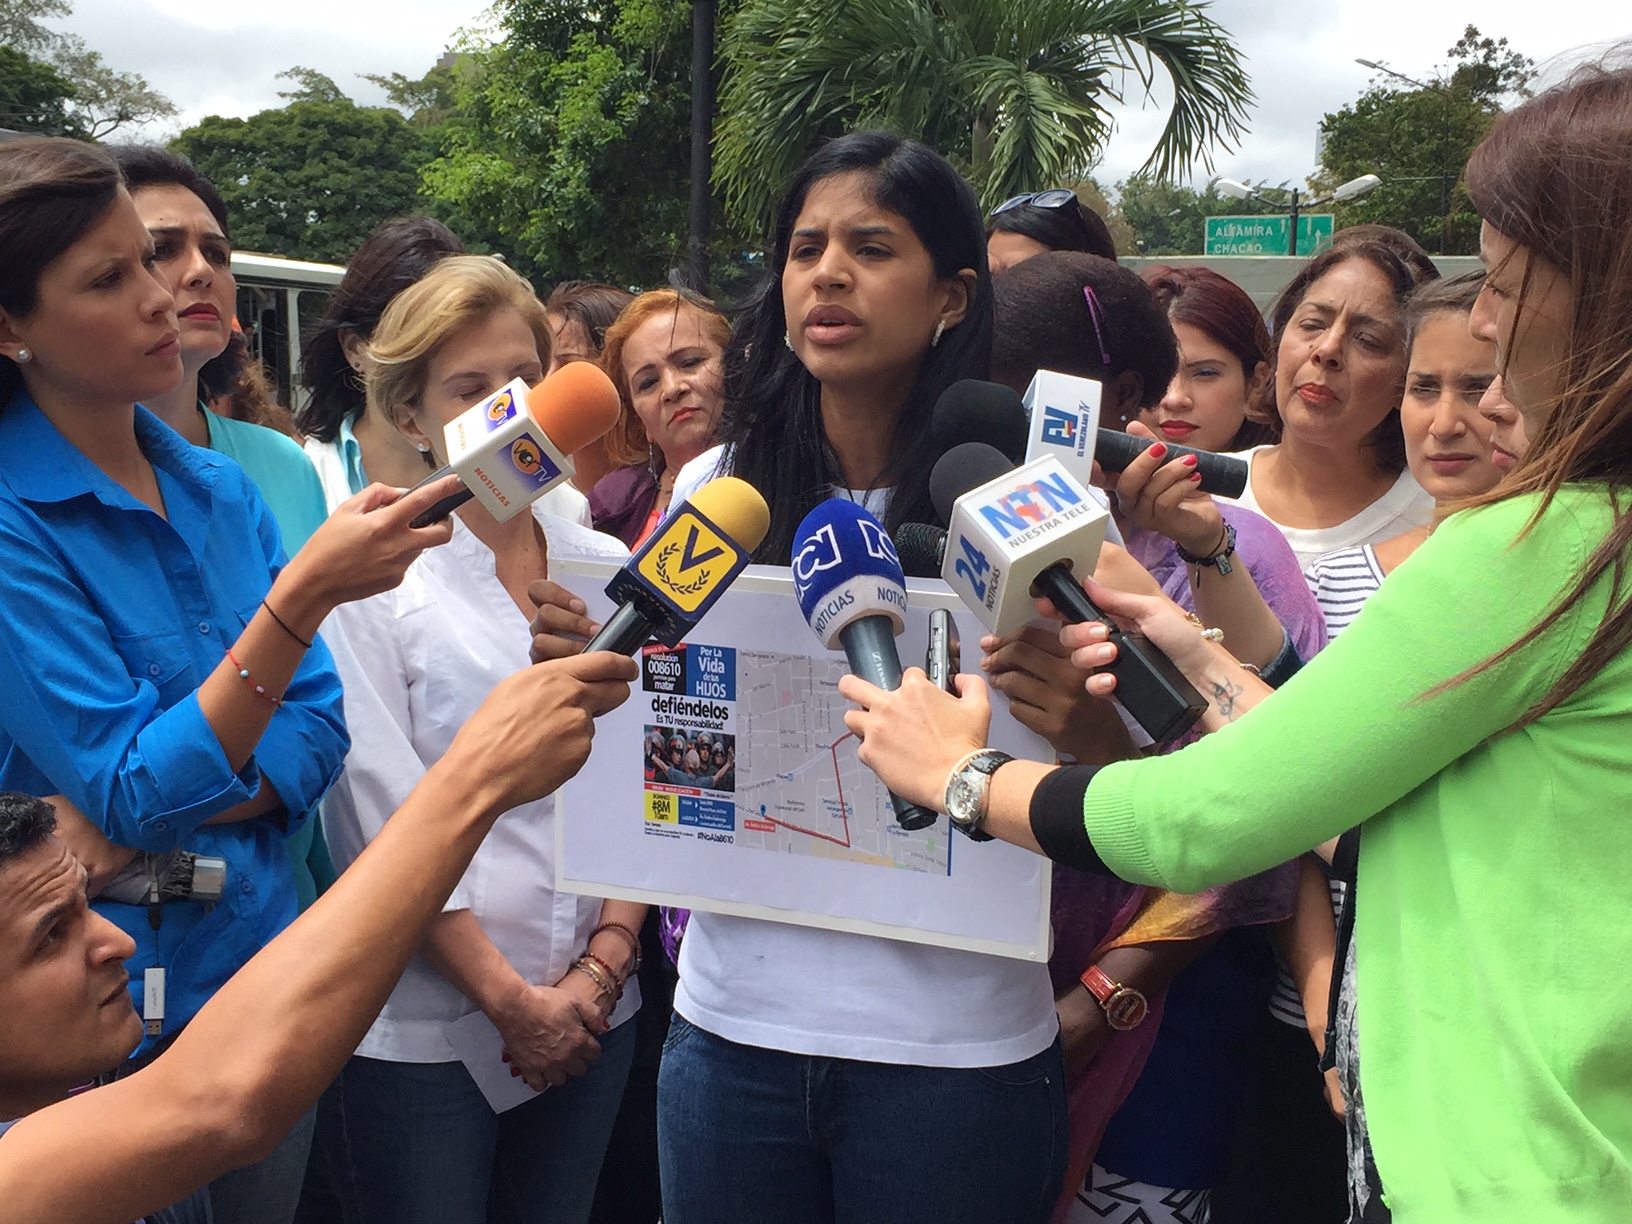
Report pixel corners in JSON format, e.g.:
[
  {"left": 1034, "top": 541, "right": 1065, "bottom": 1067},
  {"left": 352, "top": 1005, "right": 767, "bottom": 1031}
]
[{"left": 840, "top": 63, "right": 1632, "bottom": 1224}]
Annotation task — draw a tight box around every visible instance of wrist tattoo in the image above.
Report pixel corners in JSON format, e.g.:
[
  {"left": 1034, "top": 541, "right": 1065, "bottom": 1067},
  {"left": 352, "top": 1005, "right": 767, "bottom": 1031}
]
[{"left": 1210, "top": 675, "right": 1246, "bottom": 720}]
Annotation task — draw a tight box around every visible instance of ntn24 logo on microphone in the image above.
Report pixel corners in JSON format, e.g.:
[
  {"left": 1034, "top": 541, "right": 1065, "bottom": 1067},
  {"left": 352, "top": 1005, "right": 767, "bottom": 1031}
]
[{"left": 974, "top": 470, "right": 1087, "bottom": 541}]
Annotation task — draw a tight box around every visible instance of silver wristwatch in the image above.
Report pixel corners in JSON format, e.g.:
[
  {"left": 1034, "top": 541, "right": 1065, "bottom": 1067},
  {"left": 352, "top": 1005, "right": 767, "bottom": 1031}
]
[{"left": 944, "top": 749, "right": 1013, "bottom": 841}]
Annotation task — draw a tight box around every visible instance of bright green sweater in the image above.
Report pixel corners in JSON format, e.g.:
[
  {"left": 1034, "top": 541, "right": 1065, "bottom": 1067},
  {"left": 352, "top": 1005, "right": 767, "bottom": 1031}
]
[{"left": 1082, "top": 488, "right": 1632, "bottom": 1221}]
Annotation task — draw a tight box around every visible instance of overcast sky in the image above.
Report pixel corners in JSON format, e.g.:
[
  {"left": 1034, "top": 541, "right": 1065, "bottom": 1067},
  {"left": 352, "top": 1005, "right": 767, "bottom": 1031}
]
[{"left": 55, "top": 0, "right": 1629, "bottom": 192}]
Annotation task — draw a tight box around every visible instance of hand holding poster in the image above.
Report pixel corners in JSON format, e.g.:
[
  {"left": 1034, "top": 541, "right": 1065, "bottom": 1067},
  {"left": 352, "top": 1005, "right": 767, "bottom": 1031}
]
[{"left": 554, "top": 558, "right": 1053, "bottom": 961}]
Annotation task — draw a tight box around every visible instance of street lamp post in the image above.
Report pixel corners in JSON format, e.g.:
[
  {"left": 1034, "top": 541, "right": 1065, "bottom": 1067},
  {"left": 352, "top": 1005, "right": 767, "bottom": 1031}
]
[
  {"left": 1211, "top": 174, "right": 1381, "bottom": 256},
  {"left": 1356, "top": 58, "right": 1452, "bottom": 255}
]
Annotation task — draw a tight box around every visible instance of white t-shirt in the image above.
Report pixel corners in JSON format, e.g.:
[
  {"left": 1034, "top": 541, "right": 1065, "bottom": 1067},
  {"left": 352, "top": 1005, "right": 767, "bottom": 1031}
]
[
  {"left": 1224, "top": 444, "right": 1432, "bottom": 572},
  {"left": 321, "top": 508, "right": 637, "bottom": 1062},
  {"left": 668, "top": 445, "right": 1057, "bottom": 1068}
]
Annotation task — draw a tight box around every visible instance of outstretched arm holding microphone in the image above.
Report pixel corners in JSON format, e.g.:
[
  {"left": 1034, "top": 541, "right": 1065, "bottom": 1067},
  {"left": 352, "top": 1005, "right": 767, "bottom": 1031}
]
[{"left": 0, "top": 646, "right": 639, "bottom": 1224}]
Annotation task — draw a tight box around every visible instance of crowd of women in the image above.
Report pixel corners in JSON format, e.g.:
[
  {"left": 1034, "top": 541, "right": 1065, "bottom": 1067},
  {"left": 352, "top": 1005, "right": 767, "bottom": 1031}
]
[{"left": 0, "top": 49, "right": 1627, "bottom": 1224}]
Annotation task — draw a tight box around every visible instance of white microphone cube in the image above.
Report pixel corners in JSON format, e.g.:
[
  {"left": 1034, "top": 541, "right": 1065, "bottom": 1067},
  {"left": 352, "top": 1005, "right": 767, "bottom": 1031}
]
[
  {"left": 941, "top": 455, "right": 1110, "bottom": 637},
  {"left": 442, "top": 377, "right": 575, "bottom": 522},
  {"left": 1022, "top": 369, "right": 1103, "bottom": 491}
]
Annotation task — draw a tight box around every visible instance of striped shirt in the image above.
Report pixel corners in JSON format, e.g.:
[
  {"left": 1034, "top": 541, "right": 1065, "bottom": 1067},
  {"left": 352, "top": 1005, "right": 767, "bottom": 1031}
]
[{"left": 1265, "top": 545, "right": 1388, "bottom": 1028}]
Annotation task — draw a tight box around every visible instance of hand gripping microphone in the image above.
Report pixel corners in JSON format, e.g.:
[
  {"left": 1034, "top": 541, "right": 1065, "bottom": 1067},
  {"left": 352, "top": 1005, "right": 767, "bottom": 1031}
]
[
  {"left": 582, "top": 476, "right": 771, "bottom": 655},
  {"left": 408, "top": 361, "right": 623, "bottom": 527},
  {"left": 932, "top": 443, "right": 1205, "bottom": 743},
  {"left": 1018, "top": 369, "right": 1250, "bottom": 500},
  {"left": 791, "top": 498, "right": 940, "bottom": 832}
]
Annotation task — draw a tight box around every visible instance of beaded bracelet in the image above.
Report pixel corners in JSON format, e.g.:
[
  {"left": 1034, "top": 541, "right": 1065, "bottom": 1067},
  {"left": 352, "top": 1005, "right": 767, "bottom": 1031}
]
[
  {"left": 590, "top": 921, "right": 643, "bottom": 976},
  {"left": 225, "top": 648, "right": 283, "bottom": 707}
]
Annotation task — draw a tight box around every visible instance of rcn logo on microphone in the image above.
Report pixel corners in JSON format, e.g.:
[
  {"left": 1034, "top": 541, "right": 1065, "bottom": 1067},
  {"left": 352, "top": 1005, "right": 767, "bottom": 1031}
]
[
  {"left": 791, "top": 519, "right": 898, "bottom": 599},
  {"left": 1039, "top": 403, "right": 1093, "bottom": 457},
  {"left": 974, "top": 470, "right": 1086, "bottom": 544},
  {"left": 635, "top": 509, "right": 748, "bottom": 614}
]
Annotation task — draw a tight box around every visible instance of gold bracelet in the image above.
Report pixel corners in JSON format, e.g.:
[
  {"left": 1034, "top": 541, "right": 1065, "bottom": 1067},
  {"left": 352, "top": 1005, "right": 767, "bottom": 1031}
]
[
  {"left": 578, "top": 949, "right": 625, "bottom": 997},
  {"left": 569, "top": 957, "right": 616, "bottom": 1002}
]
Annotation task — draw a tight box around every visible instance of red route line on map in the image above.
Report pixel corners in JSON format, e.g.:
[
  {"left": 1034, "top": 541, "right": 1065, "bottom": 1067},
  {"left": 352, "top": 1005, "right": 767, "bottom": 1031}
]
[{"left": 759, "top": 732, "right": 855, "bottom": 848}]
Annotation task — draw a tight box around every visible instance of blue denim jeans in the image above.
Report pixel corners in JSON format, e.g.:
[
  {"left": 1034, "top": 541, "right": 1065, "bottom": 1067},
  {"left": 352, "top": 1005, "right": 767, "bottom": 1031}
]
[
  {"left": 328, "top": 1017, "right": 636, "bottom": 1224},
  {"left": 657, "top": 1015, "right": 1067, "bottom": 1224},
  {"left": 208, "top": 1102, "right": 316, "bottom": 1224}
]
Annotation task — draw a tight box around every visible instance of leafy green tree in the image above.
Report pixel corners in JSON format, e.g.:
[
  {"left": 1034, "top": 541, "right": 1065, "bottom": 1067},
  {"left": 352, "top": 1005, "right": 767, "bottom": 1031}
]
[
  {"left": 0, "top": 44, "right": 82, "bottom": 136},
  {"left": 423, "top": 0, "right": 721, "bottom": 287},
  {"left": 1313, "top": 25, "right": 1533, "bottom": 255},
  {"left": 172, "top": 70, "right": 434, "bottom": 263},
  {"left": 1114, "top": 176, "right": 1283, "bottom": 256},
  {"left": 0, "top": 0, "right": 175, "bottom": 138},
  {"left": 713, "top": 0, "right": 1252, "bottom": 228}
]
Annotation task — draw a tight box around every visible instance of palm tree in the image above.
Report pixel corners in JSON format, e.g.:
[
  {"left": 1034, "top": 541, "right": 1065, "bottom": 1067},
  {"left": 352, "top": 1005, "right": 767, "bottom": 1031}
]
[{"left": 714, "top": 0, "right": 1252, "bottom": 227}]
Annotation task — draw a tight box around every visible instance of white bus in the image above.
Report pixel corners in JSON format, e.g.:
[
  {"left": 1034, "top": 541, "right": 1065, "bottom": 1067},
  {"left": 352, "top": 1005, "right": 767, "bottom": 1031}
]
[{"left": 230, "top": 251, "right": 345, "bottom": 414}]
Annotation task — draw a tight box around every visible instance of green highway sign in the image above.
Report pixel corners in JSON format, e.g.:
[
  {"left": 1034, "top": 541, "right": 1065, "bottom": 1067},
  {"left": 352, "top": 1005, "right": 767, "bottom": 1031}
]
[{"left": 1204, "top": 214, "right": 1334, "bottom": 257}]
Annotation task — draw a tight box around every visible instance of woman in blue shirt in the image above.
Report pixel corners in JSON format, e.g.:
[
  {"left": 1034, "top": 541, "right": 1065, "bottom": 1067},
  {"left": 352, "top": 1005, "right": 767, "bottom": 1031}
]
[{"left": 0, "top": 137, "right": 456, "bottom": 1222}]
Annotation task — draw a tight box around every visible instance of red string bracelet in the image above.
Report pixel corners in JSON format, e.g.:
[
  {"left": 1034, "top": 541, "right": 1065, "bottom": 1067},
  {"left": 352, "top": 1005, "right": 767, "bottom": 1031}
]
[{"left": 225, "top": 647, "right": 283, "bottom": 707}]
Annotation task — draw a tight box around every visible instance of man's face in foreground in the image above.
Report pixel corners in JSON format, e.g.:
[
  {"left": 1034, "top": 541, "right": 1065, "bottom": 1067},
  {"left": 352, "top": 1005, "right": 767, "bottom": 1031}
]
[{"left": 0, "top": 837, "right": 141, "bottom": 1116}]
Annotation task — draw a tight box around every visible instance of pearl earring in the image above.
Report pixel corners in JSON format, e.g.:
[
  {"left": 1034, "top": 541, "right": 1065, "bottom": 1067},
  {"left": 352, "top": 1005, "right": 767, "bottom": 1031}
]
[
  {"left": 417, "top": 442, "right": 430, "bottom": 453},
  {"left": 14, "top": 348, "right": 29, "bottom": 363},
  {"left": 931, "top": 320, "right": 945, "bottom": 348},
  {"left": 784, "top": 332, "right": 794, "bottom": 351}
]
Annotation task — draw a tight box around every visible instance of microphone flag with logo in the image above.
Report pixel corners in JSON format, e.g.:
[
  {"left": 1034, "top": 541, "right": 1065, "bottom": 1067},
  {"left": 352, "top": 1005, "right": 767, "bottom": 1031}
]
[
  {"left": 409, "top": 361, "right": 623, "bottom": 527},
  {"left": 1021, "top": 369, "right": 1249, "bottom": 499},
  {"left": 583, "top": 476, "right": 771, "bottom": 655},
  {"left": 932, "top": 443, "right": 1205, "bottom": 742},
  {"left": 792, "top": 498, "right": 940, "bottom": 832}
]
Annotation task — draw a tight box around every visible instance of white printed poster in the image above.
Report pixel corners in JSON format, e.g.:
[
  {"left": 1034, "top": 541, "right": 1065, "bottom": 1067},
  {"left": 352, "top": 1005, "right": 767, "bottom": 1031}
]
[{"left": 554, "top": 559, "right": 1053, "bottom": 961}]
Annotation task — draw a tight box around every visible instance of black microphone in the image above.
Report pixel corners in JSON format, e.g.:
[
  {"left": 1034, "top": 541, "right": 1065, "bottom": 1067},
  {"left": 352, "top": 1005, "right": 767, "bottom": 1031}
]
[
  {"left": 894, "top": 522, "right": 947, "bottom": 579},
  {"left": 1019, "top": 369, "right": 1249, "bottom": 499},
  {"left": 931, "top": 443, "right": 1205, "bottom": 742},
  {"left": 931, "top": 379, "right": 1030, "bottom": 464},
  {"left": 1092, "top": 430, "right": 1248, "bottom": 499}
]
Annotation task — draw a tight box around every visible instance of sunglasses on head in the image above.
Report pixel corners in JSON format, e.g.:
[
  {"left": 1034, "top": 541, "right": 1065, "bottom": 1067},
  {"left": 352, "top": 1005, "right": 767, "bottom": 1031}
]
[{"left": 990, "top": 189, "right": 1080, "bottom": 218}]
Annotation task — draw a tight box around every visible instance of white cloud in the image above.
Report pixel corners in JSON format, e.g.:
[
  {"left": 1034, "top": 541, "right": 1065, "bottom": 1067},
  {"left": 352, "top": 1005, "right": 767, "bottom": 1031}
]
[{"left": 53, "top": 0, "right": 1630, "bottom": 189}]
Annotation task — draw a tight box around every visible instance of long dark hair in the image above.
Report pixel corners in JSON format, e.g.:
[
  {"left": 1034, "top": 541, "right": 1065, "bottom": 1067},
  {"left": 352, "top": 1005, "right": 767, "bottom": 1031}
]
[
  {"left": 720, "top": 131, "right": 993, "bottom": 563},
  {"left": 296, "top": 216, "right": 466, "bottom": 442},
  {"left": 0, "top": 138, "right": 123, "bottom": 405},
  {"left": 1447, "top": 61, "right": 1632, "bottom": 723}
]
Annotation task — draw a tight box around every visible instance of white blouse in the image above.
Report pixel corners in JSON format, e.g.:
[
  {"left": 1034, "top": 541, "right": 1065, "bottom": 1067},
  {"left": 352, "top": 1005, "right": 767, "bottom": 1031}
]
[{"left": 321, "top": 507, "right": 637, "bottom": 1063}]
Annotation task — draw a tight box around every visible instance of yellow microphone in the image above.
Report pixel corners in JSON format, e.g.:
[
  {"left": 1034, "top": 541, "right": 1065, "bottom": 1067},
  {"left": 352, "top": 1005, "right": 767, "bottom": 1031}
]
[{"left": 583, "top": 476, "right": 771, "bottom": 654}]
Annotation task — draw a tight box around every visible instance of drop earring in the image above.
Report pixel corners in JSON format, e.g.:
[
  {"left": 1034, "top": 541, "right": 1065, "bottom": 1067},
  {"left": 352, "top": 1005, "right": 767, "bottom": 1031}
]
[
  {"left": 14, "top": 348, "right": 30, "bottom": 363},
  {"left": 930, "top": 320, "right": 945, "bottom": 348},
  {"left": 784, "top": 332, "right": 794, "bottom": 351}
]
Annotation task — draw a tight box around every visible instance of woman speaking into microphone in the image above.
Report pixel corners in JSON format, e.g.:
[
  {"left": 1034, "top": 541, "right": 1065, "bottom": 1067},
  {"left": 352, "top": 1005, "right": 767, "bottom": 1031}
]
[{"left": 840, "top": 64, "right": 1632, "bottom": 1223}]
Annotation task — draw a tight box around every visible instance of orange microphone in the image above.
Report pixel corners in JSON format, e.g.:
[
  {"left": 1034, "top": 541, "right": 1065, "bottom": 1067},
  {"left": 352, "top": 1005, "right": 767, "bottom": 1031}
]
[{"left": 408, "top": 362, "right": 622, "bottom": 527}]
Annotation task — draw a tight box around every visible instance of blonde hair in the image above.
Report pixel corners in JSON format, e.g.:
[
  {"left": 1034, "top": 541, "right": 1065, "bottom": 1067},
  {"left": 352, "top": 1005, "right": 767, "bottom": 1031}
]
[
  {"left": 365, "top": 255, "right": 553, "bottom": 432},
  {"left": 599, "top": 289, "right": 732, "bottom": 470}
]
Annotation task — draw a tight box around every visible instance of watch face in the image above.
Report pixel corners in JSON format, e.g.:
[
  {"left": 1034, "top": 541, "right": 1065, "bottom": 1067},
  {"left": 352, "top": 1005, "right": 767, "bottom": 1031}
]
[
  {"left": 1105, "top": 988, "right": 1148, "bottom": 1031},
  {"left": 947, "top": 774, "right": 979, "bottom": 827}
]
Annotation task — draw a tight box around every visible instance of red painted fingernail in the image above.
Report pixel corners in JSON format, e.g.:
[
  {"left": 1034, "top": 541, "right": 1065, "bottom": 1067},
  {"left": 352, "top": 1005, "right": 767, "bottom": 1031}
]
[
  {"left": 1190, "top": 472, "right": 1203, "bottom": 483},
  {"left": 510, "top": 1067, "right": 520, "bottom": 1077},
  {"left": 1149, "top": 442, "right": 1167, "bottom": 458},
  {"left": 1182, "top": 453, "right": 1198, "bottom": 467}
]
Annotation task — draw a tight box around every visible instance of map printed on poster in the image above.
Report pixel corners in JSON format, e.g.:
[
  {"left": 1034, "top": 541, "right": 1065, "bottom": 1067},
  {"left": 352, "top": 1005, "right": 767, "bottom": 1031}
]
[
  {"left": 554, "top": 558, "right": 1052, "bottom": 961},
  {"left": 640, "top": 644, "right": 951, "bottom": 874}
]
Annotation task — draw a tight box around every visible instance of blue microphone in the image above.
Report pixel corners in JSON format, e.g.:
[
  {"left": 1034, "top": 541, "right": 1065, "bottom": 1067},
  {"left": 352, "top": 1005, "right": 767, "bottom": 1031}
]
[{"left": 793, "top": 499, "right": 939, "bottom": 832}]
